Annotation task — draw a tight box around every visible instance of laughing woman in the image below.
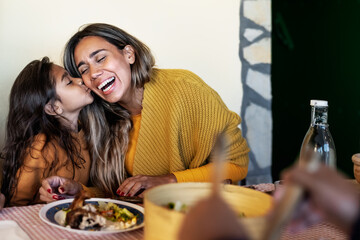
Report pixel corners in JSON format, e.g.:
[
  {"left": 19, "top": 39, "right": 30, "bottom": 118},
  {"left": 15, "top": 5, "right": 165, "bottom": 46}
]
[{"left": 40, "top": 23, "right": 250, "bottom": 200}]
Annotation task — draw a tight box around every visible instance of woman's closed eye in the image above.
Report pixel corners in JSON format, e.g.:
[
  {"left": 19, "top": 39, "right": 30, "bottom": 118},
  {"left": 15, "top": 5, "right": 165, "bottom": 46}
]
[
  {"left": 77, "top": 55, "right": 106, "bottom": 75},
  {"left": 79, "top": 67, "right": 88, "bottom": 75},
  {"left": 96, "top": 56, "right": 106, "bottom": 63}
]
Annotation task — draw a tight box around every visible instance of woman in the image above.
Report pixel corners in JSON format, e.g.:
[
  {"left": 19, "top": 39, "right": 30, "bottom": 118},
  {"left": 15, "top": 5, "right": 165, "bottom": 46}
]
[
  {"left": 1, "top": 57, "right": 94, "bottom": 206},
  {"left": 41, "top": 23, "right": 250, "bottom": 200}
]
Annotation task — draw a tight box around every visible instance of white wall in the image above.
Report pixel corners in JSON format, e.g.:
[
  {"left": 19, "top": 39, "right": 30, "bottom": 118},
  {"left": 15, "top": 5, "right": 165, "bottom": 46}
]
[{"left": 0, "top": 0, "right": 242, "bottom": 146}]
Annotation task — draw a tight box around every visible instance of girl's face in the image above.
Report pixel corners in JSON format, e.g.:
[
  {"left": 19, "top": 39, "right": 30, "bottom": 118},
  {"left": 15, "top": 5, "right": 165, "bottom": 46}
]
[
  {"left": 74, "top": 36, "right": 135, "bottom": 104},
  {"left": 52, "top": 64, "right": 94, "bottom": 115}
]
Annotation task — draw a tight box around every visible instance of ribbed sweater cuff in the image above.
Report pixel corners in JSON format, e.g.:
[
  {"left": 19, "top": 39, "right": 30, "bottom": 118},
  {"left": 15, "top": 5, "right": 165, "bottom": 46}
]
[{"left": 173, "top": 163, "right": 247, "bottom": 183}]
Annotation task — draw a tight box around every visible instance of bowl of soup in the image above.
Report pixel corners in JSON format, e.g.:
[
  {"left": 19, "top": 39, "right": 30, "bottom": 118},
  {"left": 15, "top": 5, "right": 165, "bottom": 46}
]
[{"left": 144, "top": 182, "right": 273, "bottom": 240}]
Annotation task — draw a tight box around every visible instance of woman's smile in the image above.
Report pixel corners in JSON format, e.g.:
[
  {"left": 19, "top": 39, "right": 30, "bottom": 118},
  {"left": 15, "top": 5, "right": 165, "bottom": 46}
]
[
  {"left": 97, "top": 76, "right": 117, "bottom": 95},
  {"left": 97, "top": 76, "right": 115, "bottom": 92}
]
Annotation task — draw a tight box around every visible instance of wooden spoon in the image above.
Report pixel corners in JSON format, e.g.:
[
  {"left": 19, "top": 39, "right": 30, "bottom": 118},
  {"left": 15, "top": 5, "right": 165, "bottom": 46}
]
[{"left": 211, "top": 133, "right": 227, "bottom": 195}]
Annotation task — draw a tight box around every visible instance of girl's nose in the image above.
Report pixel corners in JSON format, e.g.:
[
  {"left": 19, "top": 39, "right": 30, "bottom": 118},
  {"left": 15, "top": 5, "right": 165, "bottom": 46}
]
[{"left": 75, "top": 78, "right": 84, "bottom": 86}]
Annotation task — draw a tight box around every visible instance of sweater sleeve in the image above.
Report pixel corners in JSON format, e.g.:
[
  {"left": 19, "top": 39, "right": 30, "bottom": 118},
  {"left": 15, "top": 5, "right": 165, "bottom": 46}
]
[
  {"left": 173, "top": 162, "right": 248, "bottom": 183},
  {"left": 11, "top": 168, "right": 44, "bottom": 206},
  {"left": 178, "top": 71, "right": 250, "bottom": 175},
  {"left": 10, "top": 140, "right": 50, "bottom": 206}
]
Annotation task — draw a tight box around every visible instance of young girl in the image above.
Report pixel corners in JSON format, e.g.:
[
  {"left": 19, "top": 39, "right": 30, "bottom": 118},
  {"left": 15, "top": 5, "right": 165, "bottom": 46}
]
[{"left": 1, "top": 57, "right": 94, "bottom": 206}]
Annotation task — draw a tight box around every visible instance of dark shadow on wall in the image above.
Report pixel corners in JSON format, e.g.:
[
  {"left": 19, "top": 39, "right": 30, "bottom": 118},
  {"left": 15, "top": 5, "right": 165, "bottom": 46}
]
[{"left": 272, "top": 0, "right": 360, "bottom": 180}]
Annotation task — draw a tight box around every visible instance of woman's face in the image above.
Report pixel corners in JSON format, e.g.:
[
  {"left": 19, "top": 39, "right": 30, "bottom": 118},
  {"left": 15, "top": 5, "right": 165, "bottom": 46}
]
[
  {"left": 74, "top": 36, "right": 135, "bottom": 104},
  {"left": 52, "top": 64, "right": 94, "bottom": 115}
]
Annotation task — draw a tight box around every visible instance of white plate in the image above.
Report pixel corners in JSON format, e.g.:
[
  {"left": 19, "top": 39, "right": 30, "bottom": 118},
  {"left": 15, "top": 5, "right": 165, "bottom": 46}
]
[{"left": 39, "top": 198, "right": 144, "bottom": 234}]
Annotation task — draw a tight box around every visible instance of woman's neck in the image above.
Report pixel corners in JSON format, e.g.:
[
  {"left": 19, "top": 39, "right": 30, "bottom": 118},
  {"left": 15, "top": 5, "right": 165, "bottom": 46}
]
[{"left": 118, "top": 87, "right": 144, "bottom": 115}]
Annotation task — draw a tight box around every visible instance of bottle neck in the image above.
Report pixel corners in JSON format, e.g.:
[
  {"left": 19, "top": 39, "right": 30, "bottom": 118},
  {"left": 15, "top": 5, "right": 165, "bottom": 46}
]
[{"left": 311, "top": 106, "right": 328, "bottom": 126}]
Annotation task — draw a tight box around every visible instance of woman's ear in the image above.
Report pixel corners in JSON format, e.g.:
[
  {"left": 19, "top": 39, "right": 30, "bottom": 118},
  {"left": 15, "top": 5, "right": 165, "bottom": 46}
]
[
  {"left": 44, "top": 101, "right": 63, "bottom": 116},
  {"left": 124, "top": 45, "right": 135, "bottom": 64}
]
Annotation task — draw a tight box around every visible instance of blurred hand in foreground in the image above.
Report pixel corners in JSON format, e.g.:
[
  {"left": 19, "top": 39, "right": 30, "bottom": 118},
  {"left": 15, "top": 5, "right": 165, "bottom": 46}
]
[
  {"left": 39, "top": 176, "right": 83, "bottom": 203},
  {"left": 178, "top": 193, "right": 248, "bottom": 240},
  {"left": 278, "top": 164, "right": 360, "bottom": 234}
]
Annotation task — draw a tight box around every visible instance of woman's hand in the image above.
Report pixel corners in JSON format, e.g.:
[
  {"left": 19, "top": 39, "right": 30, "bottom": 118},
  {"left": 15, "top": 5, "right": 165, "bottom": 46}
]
[
  {"left": 0, "top": 193, "right": 5, "bottom": 210},
  {"left": 39, "top": 176, "right": 83, "bottom": 203},
  {"left": 116, "top": 174, "right": 177, "bottom": 197}
]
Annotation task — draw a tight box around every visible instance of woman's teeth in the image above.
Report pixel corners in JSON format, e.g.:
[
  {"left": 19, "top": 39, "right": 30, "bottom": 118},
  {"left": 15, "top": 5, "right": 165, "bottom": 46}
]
[{"left": 98, "top": 77, "right": 115, "bottom": 91}]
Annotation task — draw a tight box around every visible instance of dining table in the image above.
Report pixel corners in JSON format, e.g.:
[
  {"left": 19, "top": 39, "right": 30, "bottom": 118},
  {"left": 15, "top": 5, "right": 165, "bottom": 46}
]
[{"left": 0, "top": 183, "right": 351, "bottom": 240}]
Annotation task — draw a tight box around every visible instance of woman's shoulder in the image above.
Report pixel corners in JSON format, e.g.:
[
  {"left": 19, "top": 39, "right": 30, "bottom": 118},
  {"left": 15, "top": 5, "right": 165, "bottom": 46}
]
[
  {"left": 148, "top": 68, "right": 227, "bottom": 108},
  {"left": 151, "top": 68, "right": 216, "bottom": 95},
  {"left": 152, "top": 68, "right": 205, "bottom": 85}
]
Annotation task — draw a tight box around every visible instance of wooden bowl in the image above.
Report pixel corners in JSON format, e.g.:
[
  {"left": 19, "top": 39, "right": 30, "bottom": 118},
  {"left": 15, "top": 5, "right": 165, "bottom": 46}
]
[
  {"left": 352, "top": 153, "right": 360, "bottom": 184},
  {"left": 144, "top": 182, "right": 273, "bottom": 240}
]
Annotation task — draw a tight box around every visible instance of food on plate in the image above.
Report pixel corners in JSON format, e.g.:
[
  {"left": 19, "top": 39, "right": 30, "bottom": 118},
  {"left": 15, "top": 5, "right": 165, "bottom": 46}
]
[
  {"left": 166, "top": 200, "right": 246, "bottom": 217},
  {"left": 166, "top": 201, "right": 189, "bottom": 213},
  {"left": 54, "top": 190, "right": 138, "bottom": 231}
]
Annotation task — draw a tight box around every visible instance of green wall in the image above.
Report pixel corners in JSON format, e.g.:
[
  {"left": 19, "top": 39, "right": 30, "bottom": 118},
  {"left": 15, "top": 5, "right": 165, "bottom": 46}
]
[{"left": 272, "top": 0, "right": 360, "bottom": 180}]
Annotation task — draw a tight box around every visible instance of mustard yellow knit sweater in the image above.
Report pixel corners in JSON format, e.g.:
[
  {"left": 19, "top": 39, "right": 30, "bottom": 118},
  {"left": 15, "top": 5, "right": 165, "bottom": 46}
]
[{"left": 132, "top": 69, "right": 249, "bottom": 182}]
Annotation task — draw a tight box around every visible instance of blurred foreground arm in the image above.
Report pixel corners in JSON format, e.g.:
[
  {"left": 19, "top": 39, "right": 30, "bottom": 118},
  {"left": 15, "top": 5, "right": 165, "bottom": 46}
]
[
  {"left": 178, "top": 193, "right": 248, "bottom": 240},
  {"left": 281, "top": 164, "right": 360, "bottom": 235}
]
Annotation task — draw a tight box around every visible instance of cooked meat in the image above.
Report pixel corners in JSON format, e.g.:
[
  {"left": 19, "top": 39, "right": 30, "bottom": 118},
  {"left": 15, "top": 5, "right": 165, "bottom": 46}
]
[
  {"left": 66, "top": 208, "right": 105, "bottom": 230},
  {"left": 69, "top": 190, "right": 91, "bottom": 210},
  {"left": 65, "top": 190, "right": 107, "bottom": 230}
]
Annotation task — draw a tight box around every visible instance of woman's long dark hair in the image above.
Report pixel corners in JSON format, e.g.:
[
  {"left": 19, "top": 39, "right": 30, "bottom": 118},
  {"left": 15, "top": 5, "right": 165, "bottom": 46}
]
[
  {"left": 64, "top": 23, "right": 155, "bottom": 194},
  {"left": 1, "top": 57, "right": 86, "bottom": 206}
]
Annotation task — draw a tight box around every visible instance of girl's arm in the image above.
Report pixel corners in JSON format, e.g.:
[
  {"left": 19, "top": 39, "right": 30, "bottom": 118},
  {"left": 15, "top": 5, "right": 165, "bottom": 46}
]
[
  {"left": 12, "top": 165, "right": 45, "bottom": 206},
  {"left": 10, "top": 136, "right": 51, "bottom": 206}
]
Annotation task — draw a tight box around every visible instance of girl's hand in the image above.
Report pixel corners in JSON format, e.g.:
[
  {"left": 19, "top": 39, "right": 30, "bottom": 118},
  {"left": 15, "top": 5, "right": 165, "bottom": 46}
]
[
  {"left": 116, "top": 174, "right": 177, "bottom": 198},
  {"left": 39, "top": 176, "right": 83, "bottom": 203}
]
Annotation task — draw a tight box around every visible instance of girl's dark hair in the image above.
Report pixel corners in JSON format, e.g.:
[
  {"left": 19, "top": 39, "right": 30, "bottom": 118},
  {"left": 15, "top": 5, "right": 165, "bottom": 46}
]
[{"left": 1, "top": 57, "right": 86, "bottom": 206}]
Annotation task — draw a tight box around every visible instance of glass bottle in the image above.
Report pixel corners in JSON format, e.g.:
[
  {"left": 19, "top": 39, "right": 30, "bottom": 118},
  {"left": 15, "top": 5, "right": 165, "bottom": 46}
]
[{"left": 299, "top": 100, "right": 336, "bottom": 168}]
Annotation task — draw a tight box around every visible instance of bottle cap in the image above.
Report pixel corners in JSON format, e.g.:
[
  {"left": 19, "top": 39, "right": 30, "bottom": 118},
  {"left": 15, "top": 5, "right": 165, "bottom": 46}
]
[{"left": 310, "top": 100, "right": 328, "bottom": 107}]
